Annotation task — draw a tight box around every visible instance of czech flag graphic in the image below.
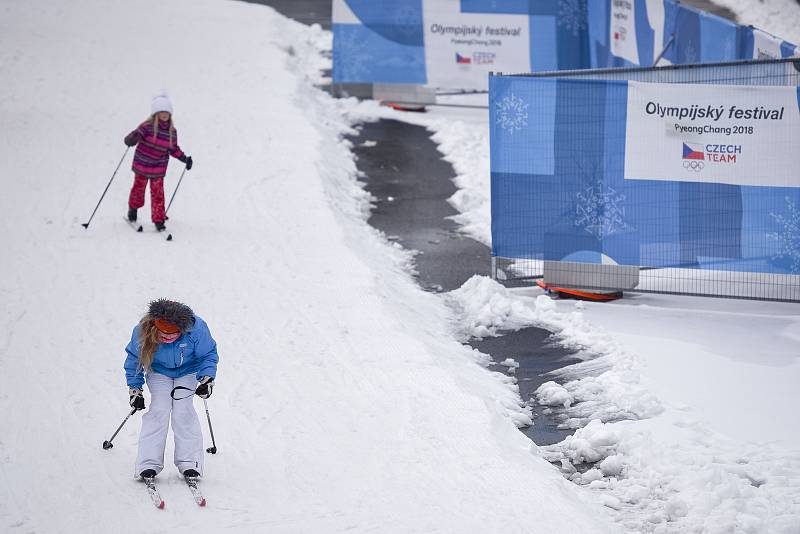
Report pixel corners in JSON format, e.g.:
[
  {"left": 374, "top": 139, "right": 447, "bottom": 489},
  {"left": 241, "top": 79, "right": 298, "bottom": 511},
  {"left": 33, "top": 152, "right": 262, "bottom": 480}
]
[
  {"left": 456, "top": 53, "right": 471, "bottom": 64},
  {"left": 682, "top": 143, "right": 705, "bottom": 160}
]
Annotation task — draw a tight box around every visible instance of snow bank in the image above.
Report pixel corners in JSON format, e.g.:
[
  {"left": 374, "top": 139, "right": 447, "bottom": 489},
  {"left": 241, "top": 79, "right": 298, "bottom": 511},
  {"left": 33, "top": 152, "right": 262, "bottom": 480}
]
[
  {"left": 542, "top": 416, "right": 800, "bottom": 533},
  {"left": 439, "top": 274, "right": 800, "bottom": 531},
  {"left": 445, "top": 274, "right": 539, "bottom": 338}
]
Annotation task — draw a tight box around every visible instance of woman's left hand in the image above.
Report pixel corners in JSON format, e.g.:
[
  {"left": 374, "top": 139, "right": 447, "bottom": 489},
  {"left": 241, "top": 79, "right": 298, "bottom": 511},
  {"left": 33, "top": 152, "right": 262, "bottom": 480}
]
[{"left": 195, "top": 376, "right": 213, "bottom": 399}]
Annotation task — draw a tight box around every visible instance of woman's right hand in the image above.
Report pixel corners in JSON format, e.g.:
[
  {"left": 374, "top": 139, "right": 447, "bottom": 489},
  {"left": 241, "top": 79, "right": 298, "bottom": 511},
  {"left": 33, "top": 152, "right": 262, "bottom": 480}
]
[{"left": 129, "top": 387, "right": 145, "bottom": 410}]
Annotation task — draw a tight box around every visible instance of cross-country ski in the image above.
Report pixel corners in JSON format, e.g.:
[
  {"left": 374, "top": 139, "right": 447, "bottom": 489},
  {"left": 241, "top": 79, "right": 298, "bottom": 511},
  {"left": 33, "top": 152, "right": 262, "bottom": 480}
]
[
  {"left": 142, "top": 476, "right": 165, "bottom": 510},
  {"left": 124, "top": 216, "right": 143, "bottom": 233},
  {"left": 124, "top": 215, "right": 173, "bottom": 239},
  {"left": 184, "top": 472, "right": 206, "bottom": 507}
]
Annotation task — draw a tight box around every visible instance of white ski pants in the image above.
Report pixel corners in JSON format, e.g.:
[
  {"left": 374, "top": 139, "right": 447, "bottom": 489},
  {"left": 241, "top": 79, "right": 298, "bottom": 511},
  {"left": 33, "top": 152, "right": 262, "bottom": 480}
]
[{"left": 135, "top": 372, "right": 204, "bottom": 477}]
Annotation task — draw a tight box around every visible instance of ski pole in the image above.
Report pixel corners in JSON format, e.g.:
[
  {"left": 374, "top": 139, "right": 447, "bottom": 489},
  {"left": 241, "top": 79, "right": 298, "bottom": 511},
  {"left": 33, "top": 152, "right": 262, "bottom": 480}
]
[
  {"left": 203, "top": 398, "right": 217, "bottom": 454},
  {"left": 102, "top": 407, "right": 138, "bottom": 450},
  {"left": 170, "top": 386, "right": 216, "bottom": 453},
  {"left": 82, "top": 146, "right": 130, "bottom": 229},
  {"left": 165, "top": 166, "right": 188, "bottom": 216}
]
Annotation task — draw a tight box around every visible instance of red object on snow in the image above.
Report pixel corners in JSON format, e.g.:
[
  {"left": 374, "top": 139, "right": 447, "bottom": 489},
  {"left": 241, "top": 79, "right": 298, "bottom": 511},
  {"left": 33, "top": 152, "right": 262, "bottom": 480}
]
[
  {"left": 535, "top": 279, "right": 622, "bottom": 302},
  {"left": 382, "top": 102, "right": 427, "bottom": 113}
]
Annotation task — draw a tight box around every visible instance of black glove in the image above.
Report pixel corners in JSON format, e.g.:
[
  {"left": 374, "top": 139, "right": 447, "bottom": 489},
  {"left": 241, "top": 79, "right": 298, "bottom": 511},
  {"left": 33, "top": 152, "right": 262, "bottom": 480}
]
[
  {"left": 195, "top": 376, "right": 213, "bottom": 399},
  {"left": 129, "top": 387, "right": 145, "bottom": 410},
  {"left": 124, "top": 132, "right": 140, "bottom": 147},
  {"left": 184, "top": 156, "right": 193, "bottom": 170}
]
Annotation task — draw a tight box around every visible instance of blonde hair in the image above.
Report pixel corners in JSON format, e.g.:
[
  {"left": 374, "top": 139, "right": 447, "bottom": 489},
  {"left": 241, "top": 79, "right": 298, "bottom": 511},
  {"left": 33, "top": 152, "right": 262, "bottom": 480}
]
[
  {"left": 149, "top": 114, "right": 175, "bottom": 148},
  {"left": 137, "top": 316, "right": 162, "bottom": 372}
]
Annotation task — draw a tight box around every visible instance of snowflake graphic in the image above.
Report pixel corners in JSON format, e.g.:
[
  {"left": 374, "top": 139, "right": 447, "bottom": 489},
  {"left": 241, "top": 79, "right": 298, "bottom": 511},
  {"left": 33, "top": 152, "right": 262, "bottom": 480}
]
[
  {"left": 557, "top": 0, "right": 588, "bottom": 37},
  {"left": 682, "top": 41, "right": 698, "bottom": 63},
  {"left": 575, "top": 185, "right": 630, "bottom": 238},
  {"left": 389, "top": 5, "right": 423, "bottom": 41},
  {"left": 495, "top": 93, "right": 528, "bottom": 134},
  {"left": 768, "top": 197, "right": 800, "bottom": 273},
  {"left": 336, "top": 30, "right": 372, "bottom": 81}
]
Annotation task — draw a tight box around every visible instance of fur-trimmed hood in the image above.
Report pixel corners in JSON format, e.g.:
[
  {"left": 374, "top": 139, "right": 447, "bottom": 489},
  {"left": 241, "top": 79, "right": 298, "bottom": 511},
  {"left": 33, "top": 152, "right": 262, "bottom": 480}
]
[{"left": 147, "top": 299, "right": 195, "bottom": 333}]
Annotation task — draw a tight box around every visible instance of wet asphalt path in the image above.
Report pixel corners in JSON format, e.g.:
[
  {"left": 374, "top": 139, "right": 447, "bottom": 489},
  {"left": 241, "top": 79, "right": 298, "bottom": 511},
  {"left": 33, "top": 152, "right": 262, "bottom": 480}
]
[
  {"left": 347, "top": 121, "right": 574, "bottom": 444},
  {"left": 469, "top": 329, "right": 581, "bottom": 444},
  {"left": 350, "top": 120, "right": 490, "bottom": 292}
]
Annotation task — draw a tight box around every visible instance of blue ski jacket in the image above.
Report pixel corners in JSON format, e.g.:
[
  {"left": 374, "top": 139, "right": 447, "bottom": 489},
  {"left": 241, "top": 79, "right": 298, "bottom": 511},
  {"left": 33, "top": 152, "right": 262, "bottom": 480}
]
[{"left": 124, "top": 315, "right": 219, "bottom": 388}]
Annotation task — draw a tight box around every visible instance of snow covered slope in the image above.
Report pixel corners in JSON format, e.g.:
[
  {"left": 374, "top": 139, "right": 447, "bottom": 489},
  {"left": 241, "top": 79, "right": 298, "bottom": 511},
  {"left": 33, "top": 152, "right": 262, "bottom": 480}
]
[{"left": 0, "top": 1, "right": 615, "bottom": 532}]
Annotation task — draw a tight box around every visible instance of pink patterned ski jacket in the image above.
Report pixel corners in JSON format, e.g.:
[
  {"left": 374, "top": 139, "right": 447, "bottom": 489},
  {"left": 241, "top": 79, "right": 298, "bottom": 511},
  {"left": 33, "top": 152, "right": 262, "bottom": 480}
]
[{"left": 124, "top": 119, "right": 186, "bottom": 179}]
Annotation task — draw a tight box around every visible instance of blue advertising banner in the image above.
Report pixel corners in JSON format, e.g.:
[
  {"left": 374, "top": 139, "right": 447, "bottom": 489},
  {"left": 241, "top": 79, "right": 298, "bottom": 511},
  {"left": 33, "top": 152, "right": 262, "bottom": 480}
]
[
  {"left": 333, "top": 0, "right": 590, "bottom": 89},
  {"left": 489, "top": 74, "right": 800, "bottom": 275},
  {"left": 333, "top": 0, "right": 798, "bottom": 90}
]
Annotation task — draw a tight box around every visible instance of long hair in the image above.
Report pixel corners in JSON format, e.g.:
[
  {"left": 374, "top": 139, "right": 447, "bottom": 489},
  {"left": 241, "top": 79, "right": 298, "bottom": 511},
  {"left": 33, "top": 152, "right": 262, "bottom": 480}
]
[
  {"left": 137, "top": 316, "right": 162, "bottom": 372},
  {"left": 148, "top": 114, "right": 175, "bottom": 147}
]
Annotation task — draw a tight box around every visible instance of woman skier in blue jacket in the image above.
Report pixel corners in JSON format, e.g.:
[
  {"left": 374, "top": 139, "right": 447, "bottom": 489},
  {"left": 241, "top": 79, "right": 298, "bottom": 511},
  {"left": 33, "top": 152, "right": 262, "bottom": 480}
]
[{"left": 124, "top": 298, "right": 219, "bottom": 481}]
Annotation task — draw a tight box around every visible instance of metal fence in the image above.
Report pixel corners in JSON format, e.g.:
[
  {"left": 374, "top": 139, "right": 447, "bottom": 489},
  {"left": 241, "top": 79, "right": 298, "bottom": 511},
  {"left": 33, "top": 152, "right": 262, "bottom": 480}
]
[{"left": 491, "top": 58, "right": 800, "bottom": 301}]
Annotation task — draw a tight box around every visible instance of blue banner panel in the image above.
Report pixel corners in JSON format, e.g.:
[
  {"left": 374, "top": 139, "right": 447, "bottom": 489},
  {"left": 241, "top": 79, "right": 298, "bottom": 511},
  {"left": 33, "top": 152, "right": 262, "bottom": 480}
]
[
  {"left": 489, "top": 74, "right": 800, "bottom": 275},
  {"left": 333, "top": 0, "right": 426, "bottom": 84},
  {"left": 333, "top": 0, "right": 590, "bottom": 88},
  {"left": 341, "top": 0, "right": 424, "bottom": 46},
  {"left": 461, "top": 0, "right": 530, "bottom": 15},
  {"left": 333, "top": 23, "right": 427, "bottom": 84}
]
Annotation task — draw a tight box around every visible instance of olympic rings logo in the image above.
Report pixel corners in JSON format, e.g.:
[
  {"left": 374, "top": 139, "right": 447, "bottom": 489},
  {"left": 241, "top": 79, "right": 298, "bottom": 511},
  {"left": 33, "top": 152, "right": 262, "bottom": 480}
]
[{"left": 683, "top": 160, "right": 704, "bottom": 171}]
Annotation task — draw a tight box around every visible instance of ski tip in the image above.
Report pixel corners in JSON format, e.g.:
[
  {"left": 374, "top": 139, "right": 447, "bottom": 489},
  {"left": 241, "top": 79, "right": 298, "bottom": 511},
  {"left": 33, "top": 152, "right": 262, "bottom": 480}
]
[
  {"left": 137, "top": 226, "right": 143, "bottom": 232},
  {"left": 158, "top": 500, "right": 165, "bottom": 509},
  {"left": 166, "top": 234, "right": 173, "bottom": 241},
  {"left": 199, "top": 498, "right": 206, "bottom": 507}
]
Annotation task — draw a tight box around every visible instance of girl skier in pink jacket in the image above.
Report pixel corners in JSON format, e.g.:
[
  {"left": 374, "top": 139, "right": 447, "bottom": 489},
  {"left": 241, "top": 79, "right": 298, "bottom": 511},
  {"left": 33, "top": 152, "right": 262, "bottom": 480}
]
[{"left": 124, "top": 93, "right": 192, "bottom": 232}]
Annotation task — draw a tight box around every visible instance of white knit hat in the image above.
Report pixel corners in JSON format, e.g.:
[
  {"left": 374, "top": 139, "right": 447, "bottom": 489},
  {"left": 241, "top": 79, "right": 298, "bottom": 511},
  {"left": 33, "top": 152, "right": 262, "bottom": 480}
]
[{"left": 151, "top": 92, "right": 173, "bottom": 115}]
